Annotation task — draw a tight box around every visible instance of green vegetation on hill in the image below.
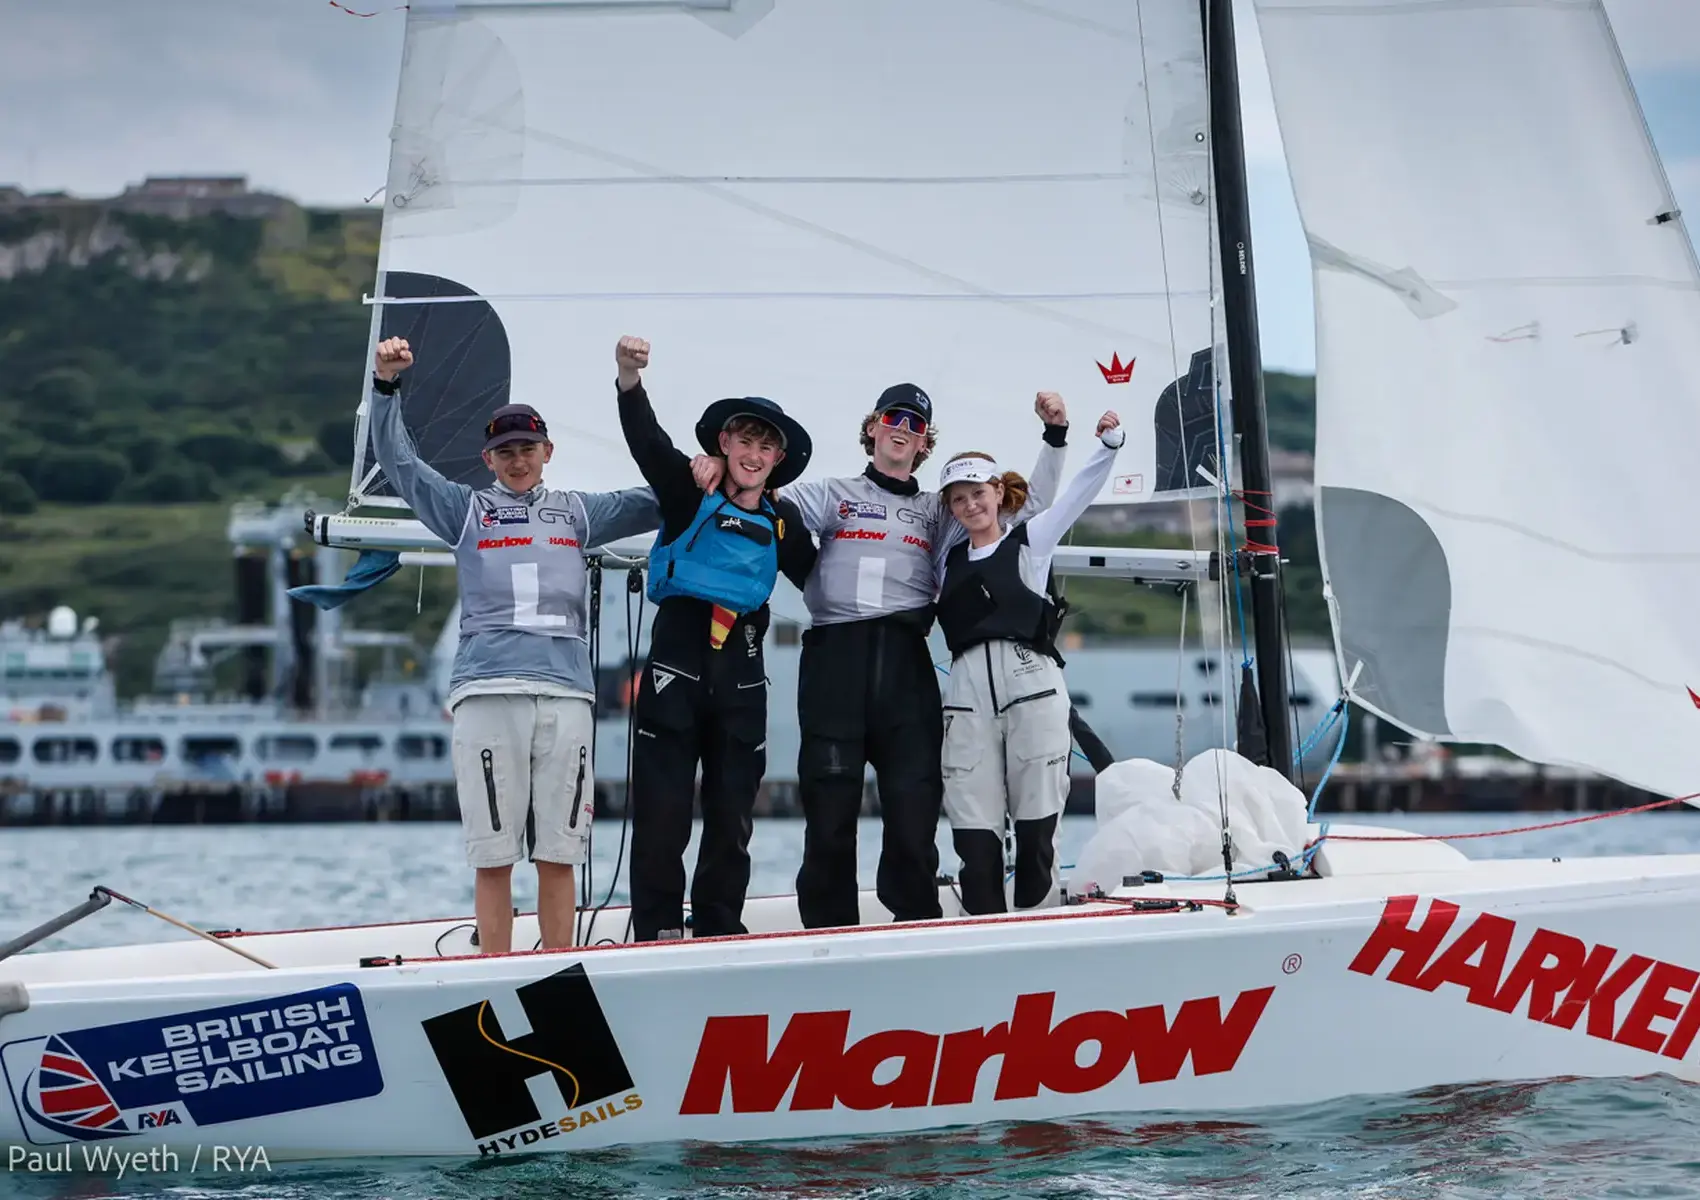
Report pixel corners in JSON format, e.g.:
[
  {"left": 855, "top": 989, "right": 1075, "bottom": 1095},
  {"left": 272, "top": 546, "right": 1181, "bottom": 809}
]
[
  {"left": 0, "top": 205, "right": 378, "bottom": 514},
  {"left": 0, "top": 201, "right": 1328, "bottom": 696}
]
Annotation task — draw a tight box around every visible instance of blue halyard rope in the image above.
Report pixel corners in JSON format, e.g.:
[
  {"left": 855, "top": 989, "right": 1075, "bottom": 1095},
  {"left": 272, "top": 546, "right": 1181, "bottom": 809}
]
[{"left": 1307, "top": 706, "right": 1348, "bottom": 821}]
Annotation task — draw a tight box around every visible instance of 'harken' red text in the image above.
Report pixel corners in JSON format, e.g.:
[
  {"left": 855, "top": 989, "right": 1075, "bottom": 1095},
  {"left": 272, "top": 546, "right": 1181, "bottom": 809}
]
[{"left": 1351, "top": 895, "right": 1700, "bottom": 1060}]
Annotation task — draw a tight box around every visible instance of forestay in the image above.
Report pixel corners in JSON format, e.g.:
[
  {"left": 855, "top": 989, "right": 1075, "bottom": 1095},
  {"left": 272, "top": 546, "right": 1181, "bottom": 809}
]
[
  {"left": 1255, "top": 0, "right": 1700, "bottom": 795},
  {"left": 354, "top": 0, "right": 1222, "bottom": 505}
]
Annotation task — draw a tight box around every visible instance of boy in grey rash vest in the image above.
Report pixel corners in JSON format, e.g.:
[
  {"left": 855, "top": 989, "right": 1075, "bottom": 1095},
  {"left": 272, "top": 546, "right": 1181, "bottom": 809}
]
[
  {"left": 369, "top": 336, "right": 661, "bottom": 954},
  {"left": 694, "top": 386, "right": 1068, "bottom": 928}
]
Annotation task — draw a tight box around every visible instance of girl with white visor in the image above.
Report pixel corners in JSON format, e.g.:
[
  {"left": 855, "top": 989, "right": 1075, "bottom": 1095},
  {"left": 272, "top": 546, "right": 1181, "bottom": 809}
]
[{"left": 934, "top": 408, "right": 1125, "bottom": 914}]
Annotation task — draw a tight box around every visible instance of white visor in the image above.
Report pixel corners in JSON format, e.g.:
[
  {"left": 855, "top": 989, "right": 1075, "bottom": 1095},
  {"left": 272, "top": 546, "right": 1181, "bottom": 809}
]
[{"left": 938, "top": 456, "right": 1003, "bottom": 492}]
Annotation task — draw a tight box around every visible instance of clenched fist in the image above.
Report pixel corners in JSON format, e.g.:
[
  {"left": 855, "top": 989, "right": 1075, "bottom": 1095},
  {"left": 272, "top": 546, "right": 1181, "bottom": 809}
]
[
  {"left": 1035, "top": 391, "right": 1067, "bottom": 426},
  {"left": 1095, "top": 410, "right": 1121, "bottom": 437},
  {"left": 616, "top": 335, "right": 649, "bottom": 391},
  {"left": 375, "top": 336, "right": 413, "bottom": 382}
]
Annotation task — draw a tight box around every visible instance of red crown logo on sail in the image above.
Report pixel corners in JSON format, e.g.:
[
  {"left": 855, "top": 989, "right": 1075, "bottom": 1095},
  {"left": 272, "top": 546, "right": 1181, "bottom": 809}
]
[
  {"left": 1689, "top": 686, "right": 1700, "bottom": 710},
  {"left": 1097, "top": 353, "right": 1135, "bottom": 384}
]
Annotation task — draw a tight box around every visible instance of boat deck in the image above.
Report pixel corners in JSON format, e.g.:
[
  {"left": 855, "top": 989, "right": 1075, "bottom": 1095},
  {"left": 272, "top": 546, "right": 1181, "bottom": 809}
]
[{"left": 9, "top": 827, "right": 1700, "bottom": 991}]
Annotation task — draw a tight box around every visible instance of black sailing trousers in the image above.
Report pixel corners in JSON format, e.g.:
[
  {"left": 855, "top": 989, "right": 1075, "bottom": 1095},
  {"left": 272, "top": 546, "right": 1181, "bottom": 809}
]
[
  {"left": 795, "top": 615, "right": 944, "bottom": 928},
  {"left": 628, "top": 603, "right": 769, "bottom": 942}
]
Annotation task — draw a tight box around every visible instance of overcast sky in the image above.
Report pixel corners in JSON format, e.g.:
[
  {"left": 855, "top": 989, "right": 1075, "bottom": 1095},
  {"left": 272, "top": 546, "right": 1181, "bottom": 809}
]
[{"left": 2, "top": 0, "right": 1694, "bottom": 372}]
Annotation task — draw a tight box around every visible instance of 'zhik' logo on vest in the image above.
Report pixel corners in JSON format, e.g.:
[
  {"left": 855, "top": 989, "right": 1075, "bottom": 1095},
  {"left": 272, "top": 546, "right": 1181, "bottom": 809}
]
[{"left": 420, "top": 964, "right": 641, "bottom": 1153}]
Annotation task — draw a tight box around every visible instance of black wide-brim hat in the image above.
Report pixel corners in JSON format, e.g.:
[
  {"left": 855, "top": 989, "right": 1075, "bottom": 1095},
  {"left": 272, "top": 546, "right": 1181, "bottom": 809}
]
[{"left": 695, "top": 396, "right": 813, "bottom": 490}]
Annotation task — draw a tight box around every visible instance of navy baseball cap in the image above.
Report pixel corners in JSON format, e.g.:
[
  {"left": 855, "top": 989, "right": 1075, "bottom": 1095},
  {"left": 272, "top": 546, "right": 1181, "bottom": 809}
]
[
  {"left": 483, "top": 404, "right": 548, "bottom": 452},
  {"left": 874, "top": 383, "right": 932, "bottom": 425}
]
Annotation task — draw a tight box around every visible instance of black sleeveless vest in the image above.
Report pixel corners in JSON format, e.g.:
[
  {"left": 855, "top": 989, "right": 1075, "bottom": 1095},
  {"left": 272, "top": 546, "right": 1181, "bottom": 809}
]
[{"left": 936, "top": 524, "right": 1064, "bottom": 661}]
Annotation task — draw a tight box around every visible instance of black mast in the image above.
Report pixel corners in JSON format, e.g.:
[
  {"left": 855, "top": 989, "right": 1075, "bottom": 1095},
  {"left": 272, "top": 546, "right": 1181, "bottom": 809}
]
[{"left": 1203, "top": 0, "right": 1295, "bottom": 782}]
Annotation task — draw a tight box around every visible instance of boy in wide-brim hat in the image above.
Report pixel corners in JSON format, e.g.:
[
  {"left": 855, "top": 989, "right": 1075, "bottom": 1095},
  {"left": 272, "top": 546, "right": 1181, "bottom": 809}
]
[{"left": 613, "top": 335, "right": 816, "bottom": 942}]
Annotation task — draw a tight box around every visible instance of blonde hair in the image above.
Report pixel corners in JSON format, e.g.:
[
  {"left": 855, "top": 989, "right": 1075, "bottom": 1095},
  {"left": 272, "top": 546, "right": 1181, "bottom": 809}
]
[
  {"left": 860, "top": 411, "right": 938, "bottom": 467},
  {"left": 943, "top": 451, "right": 1028, "bottom": 514}
]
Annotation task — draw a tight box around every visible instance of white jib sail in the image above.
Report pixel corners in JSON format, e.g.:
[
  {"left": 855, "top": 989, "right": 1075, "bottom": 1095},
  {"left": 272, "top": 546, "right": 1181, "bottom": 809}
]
[
  {"left": 358, "top": 0, "right": 1221, "bottom": 507},
  {"left": 1255, "top": 0, "right": 1700, "bottom": 796}
]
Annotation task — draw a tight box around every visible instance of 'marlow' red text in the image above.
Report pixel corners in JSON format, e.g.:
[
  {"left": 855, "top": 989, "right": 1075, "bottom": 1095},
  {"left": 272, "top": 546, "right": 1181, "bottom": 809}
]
[{"left": 679, "top": 987, "right": 1274, "bottom": 1115}]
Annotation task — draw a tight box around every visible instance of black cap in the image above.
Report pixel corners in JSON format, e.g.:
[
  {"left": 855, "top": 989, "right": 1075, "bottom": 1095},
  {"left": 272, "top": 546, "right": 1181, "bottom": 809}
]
[
  {"left": 483, "top": 404, "right": 548, "bottom": 452},
  {"left": 874, "top": 383, "right": 932, "bottom": 425}
]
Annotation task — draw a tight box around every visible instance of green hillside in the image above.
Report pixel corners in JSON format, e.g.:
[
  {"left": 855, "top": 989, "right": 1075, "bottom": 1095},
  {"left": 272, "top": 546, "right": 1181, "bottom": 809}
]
[{"left": 0, "top": 199, "right": 1327, "bottom": 695}]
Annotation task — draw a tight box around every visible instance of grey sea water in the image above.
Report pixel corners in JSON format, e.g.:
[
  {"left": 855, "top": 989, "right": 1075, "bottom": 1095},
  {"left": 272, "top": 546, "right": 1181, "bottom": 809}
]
[{"left": 5, "top": 812, "right": 1700, "bottom": 1199}]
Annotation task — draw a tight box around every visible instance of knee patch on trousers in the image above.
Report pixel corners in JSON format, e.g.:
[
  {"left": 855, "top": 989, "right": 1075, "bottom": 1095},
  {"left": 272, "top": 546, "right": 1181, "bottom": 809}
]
[
  {"left": 951, "top": 827, "right": 1006, "bottom": 915},
  {"left": 1012, "top": 813, "right": 1059, "bottom": 909}
]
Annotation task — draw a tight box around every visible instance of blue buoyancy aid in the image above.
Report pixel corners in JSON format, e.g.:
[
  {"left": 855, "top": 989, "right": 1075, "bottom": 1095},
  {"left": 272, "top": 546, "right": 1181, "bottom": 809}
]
[{"left": 647, "top": 491, "right": 780, "bottom": 614}]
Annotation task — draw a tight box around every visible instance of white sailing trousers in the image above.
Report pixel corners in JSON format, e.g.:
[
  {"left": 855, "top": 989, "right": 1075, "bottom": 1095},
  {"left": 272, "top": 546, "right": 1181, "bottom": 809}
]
[{"left": 940, "top": 640, "right": 1072, "bottom": 914}]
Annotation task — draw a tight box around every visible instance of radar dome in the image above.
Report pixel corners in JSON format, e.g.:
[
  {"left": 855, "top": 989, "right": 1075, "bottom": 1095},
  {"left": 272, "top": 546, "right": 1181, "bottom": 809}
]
[{"left": 46, "top": 606, "right": 77, "bottom": 638}]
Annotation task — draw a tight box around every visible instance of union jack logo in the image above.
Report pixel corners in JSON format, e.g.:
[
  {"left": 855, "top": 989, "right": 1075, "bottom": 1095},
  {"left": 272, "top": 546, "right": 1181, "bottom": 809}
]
[{"left": 21, "top": 1036, "right": 129, "bottom": 1140}]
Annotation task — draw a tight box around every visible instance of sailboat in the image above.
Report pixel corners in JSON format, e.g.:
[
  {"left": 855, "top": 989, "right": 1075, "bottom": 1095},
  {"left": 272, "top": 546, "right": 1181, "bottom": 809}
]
[{"left": 5, "top": 0, "right": 1700, "bottom": 1165}]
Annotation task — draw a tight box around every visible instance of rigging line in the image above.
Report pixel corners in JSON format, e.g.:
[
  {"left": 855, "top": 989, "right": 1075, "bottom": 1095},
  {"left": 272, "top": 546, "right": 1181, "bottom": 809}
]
[
  {"left": 1199, "top": 2, "right": 1240, "bottom": 819},
  {"left": 484, "top": 110, "right": 1172, "bottom": 350},
  {"left": 1131, "top": 1, "right": 1193, "bottom": 613},
  {"left": 1317, "top": 792, "right": 1699, "bottom": 842},
  {"left": 1138, "top": 0, "right": 1225, "bottom": 808}
]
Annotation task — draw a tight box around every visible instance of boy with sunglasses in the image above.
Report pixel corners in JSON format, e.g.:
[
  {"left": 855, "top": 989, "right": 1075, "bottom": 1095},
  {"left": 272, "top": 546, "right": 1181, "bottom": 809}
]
[
  {"left": 368, "top": 336, "right": 661, "bottom": 956},
  {"left": 694, "top": 385, "right": 1068, "bottom": 928}
]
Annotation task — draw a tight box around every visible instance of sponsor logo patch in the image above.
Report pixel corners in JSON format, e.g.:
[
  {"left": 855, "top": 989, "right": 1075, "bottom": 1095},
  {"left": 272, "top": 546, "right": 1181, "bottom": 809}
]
[
  {"left": 476, "top": 536, "right": 533, "bottom": 551},
  {"left": 421, "top": 964, "right": 642, "bottom": 1155},
  {"left": 480, "top": 504, "right": 529, "bottom": 528},
  {"left": 1, "top": 985, "right": 383, "bottom": 1145},
  {"left": 833, "top": 529, "right": 887, "bottom": 542},
  {"left": 837, "top": 500, "right": 888, "bottom": 521}
]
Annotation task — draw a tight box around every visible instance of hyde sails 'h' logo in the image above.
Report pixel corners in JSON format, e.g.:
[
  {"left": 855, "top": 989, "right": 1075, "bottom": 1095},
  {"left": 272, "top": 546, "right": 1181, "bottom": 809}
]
[{"left": 421, "top": 963, "right": 641, "bottom": 1155}]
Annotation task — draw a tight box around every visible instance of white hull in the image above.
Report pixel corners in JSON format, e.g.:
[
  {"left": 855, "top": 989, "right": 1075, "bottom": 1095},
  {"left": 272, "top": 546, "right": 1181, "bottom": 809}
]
[{"left": 5, "top": 828, "right": 1700, "bottom": 1165}]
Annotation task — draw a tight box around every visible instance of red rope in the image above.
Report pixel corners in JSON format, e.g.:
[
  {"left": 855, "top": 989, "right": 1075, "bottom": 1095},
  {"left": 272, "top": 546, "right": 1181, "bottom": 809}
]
[
  {"left": 1232, "top": 489, "right": 1278, "bottom": 554},
  {"left": 1316, "top": 792, "right": 1700, "bottom": 843}
]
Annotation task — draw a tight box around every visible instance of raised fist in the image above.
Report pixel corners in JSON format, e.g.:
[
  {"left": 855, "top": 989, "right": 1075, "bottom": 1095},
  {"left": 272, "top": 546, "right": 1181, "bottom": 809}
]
[
  {"left": 375, "top": 337, "right": 413, "bottom": 382},
  {"left": 1035, "top": 391, "right": 1067, "bottom": 426},
  {"left": 616, "top": 335, "right": 649, "bottom": 389},
  {"left": 690, "top": 454, "right": 725, "bottom": 494},
  {"left": 1096, "top": 410, "right": 1122, "bottom": 437}
]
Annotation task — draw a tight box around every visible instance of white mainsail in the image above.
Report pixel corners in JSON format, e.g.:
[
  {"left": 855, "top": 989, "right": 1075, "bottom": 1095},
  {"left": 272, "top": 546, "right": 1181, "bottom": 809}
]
[
  {"left": 356, "top": 0, "right": 1222, "bottom": 505},
  {"left": 1254, "top": 0, "right": 1700, "bottom": 796}
]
